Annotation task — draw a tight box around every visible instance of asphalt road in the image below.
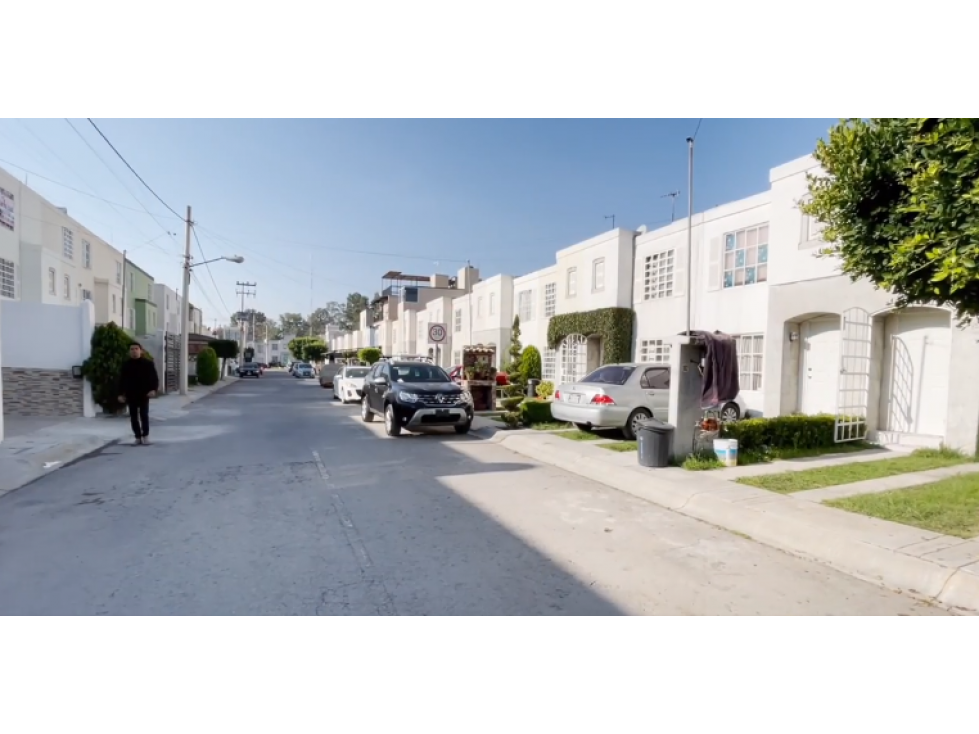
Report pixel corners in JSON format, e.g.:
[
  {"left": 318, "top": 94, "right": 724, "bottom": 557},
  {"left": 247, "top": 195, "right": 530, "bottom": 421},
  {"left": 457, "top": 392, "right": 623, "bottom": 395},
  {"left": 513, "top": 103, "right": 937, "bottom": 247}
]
[{"left": 0, "top": 371, "right": 948, "bottom": 615}]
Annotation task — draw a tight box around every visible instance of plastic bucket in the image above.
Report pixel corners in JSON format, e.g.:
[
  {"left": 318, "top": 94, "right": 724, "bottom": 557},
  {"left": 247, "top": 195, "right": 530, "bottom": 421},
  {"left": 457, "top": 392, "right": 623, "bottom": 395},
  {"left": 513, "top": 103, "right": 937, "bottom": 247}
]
[{"left": 713, "top": 438, "right": 738, "bottom": 467}]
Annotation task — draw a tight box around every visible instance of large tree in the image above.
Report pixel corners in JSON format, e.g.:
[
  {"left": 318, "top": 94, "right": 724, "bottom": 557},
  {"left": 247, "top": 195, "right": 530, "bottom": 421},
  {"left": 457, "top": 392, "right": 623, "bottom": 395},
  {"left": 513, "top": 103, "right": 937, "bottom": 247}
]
[
  {"left": 279, "top": 312, "right": 309, "bottom": 336},
  {"left": 803, "top": 118, "right": 979, "bottom": 320},
  {"left": 341, "top": 292, "right": 369, "bottom": 332},
  {"left": 308, "top": 302, "right": 345, "bottom": 336}
]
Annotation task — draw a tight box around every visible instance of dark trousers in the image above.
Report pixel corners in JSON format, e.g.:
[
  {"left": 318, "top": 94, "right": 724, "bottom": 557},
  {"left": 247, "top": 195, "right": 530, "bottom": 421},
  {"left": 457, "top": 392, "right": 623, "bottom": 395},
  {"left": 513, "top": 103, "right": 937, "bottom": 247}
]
[{"left": 127, "top": 396, "right": 150, "bottom": 438}]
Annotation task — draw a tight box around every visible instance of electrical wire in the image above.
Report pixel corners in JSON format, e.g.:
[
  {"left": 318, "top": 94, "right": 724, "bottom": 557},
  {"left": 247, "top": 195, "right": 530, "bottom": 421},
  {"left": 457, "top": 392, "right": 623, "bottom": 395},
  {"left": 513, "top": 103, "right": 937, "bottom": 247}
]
[
  {"left": 86, "top": 118, "right": 184, "bottom": 220},
  {"left": 64, "top": 118, "right": 180, "bottom": 248},
  {"left": 192, "top": 226, "right": 234, "bottom": 320},
  {"left": 692, "top": 118, "right": 703, "bottom": 140}
]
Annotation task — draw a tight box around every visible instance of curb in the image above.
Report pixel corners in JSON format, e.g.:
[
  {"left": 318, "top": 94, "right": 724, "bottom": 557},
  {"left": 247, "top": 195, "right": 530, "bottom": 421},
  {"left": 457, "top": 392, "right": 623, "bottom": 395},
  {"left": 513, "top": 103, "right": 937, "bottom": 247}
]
[{"left": 496, "top": 432, "right": 979, "bottom": 614}]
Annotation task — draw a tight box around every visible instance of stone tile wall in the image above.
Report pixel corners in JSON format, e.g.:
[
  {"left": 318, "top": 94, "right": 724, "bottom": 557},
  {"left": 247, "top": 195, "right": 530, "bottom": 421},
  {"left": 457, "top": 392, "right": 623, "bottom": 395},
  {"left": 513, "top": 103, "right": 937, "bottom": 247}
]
[{"left": 1, "top": 368, "right": 84, "bottom": 417}]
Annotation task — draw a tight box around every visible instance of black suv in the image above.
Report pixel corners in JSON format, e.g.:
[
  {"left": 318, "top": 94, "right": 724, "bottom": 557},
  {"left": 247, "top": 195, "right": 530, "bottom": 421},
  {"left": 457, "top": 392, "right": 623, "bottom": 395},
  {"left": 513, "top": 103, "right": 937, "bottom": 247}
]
[{"left": 359, "top": 361, "right": 473, "bottom": 437}]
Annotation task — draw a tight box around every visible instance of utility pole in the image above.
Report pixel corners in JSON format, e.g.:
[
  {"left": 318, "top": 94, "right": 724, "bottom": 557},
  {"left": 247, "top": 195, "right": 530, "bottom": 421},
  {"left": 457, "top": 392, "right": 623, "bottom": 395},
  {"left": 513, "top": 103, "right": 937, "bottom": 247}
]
[
  {"left": 235, "top": 281, "right": 257, "bottom": 359},
  {"left": 179, "top": 206, "right": 193, "bottom": 396},
  {"left": 685, "top": 139, "right": 695, "bottom": 335},
  {"left": 309, "top": 252, "right": 314, "bottom": 337},
  {"left": 662, "top": 190, "right": 680, "bottom": 223}
]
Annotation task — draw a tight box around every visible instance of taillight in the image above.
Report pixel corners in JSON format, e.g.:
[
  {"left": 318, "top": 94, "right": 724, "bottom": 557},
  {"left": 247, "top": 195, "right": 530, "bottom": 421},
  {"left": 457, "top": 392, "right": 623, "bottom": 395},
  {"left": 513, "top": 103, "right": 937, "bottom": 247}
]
[
  {"left": 554, "top": 390, "right": 561, "bottom": 400},
  {"left": 591, "top": 394, "right": 615, "bottom": 405}
]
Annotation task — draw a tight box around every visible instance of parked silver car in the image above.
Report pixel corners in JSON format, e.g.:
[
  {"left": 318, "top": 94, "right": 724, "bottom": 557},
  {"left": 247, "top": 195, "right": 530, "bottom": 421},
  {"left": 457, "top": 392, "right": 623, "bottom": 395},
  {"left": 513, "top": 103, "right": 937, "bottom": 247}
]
[{"left": 551, "top": 363, "right": 747, "bottom": 439}]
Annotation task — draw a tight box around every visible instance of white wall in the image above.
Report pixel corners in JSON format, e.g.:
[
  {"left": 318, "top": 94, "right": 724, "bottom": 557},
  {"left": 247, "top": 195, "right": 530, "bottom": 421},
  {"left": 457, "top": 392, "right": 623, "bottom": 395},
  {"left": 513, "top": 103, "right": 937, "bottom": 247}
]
[
  {"left": 154, "top": 284, "right": 182, "bottom": 334},
  {"left": 555, "top": 228, "right": 635, "bottom": 315}
]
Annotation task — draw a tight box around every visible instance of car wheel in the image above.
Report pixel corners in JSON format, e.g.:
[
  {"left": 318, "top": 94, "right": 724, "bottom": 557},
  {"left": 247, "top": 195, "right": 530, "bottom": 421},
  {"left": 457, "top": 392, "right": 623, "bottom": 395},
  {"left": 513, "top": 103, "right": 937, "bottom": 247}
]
[
  {"left": 361, "top": 396, "right": 374, "bottom": 422},
  {"left": 575, "top": 423, "right": 595, "bottom": 432},
  {"left": 454, "top": 421, "right": 472, "bottom": 435},
  {"left": 384, "top": 404, "right": 401, "bottom": 437},
  {"left": 321, "top": 382, "right": 329, "bottom": 388},
  {"left": 721, "top": 402, "right": 741, "bottom": 422},
  {"left": 622, "top": 408, "right": 652, "bottom": 440}
]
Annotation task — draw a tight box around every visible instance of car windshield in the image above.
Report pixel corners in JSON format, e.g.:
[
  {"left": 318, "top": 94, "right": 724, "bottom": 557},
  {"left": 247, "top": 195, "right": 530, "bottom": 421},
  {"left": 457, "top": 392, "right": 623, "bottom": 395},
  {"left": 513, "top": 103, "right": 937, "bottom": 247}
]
[
  {"left": 390, "top": 364, "right": 450, "bottom": 383},
  {"left": 346, "top": 368, "right": 369, "bottom": 378},
  {"left": 299, "top": 363, "right": 311, "bottom": 369},
  {"left": 581, "top": 365, "right": 635, "bottom": 385}
]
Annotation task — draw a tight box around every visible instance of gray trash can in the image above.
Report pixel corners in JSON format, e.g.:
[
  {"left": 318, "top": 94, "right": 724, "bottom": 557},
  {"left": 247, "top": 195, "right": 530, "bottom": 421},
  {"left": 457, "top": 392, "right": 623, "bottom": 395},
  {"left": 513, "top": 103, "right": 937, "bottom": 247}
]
[
  {"left": 637, "top": 419, "right": 674, "bottom": 468},
  {"left": 526, "top": 378, "right": 541, "bottom": 398}
]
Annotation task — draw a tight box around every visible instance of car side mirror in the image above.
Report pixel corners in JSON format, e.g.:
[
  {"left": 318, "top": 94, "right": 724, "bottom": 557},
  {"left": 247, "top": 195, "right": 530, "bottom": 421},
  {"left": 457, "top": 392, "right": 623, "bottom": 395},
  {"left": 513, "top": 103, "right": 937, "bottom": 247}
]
[{"left": 372, "top": 376, "right": 387, "bottom": 386}]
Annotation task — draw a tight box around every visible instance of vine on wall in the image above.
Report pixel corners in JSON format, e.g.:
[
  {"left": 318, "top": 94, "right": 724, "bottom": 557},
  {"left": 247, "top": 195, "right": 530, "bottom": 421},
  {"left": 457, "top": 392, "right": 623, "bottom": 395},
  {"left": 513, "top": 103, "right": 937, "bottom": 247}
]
[{"left": 547, "top": 307, "right": 635, "bottom": 365}]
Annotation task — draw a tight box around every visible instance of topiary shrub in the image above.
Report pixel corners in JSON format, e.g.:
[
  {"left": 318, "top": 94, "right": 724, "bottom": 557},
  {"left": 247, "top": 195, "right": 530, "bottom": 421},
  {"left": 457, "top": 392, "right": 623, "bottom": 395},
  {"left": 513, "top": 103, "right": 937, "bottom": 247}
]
[
  {"left": 519, "top": 398, "right": 553, "bottom": 426},
  {"left": 501, "top": 412, "right": 522, "bottom": 428},
  {"left": 501, "top": 396, "right": 523, "bottom": 412},
  {"left": 210, "top": 339, "right": 239, "bottom": 378},
  {"left": 82, "top": 322, "right": 135, "bottom": 414},
  {"left": 535, "top": 380, "right": 555, "bottom": 400},
  {"left": 521, "top": 345, "right": 542, "bottom": 381},
  {"left": 720, "top": 414, "right": 865, "bottom": 451},
  {"left": 358, "top": 347, "right": 382, "bottom": 365},
  {"left": 547, "top": 307, "right": 634, "bottom": 365},
  {"left": 196, "top": 347, "right": 220, "bottom": 386}
]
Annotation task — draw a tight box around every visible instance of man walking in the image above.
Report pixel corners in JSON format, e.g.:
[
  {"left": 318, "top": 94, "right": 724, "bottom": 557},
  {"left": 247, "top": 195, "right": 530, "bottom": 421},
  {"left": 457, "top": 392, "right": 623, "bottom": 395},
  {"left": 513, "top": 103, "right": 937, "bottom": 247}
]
[{"left": 117, "top": 342, "right": 159, "bottom": 445}]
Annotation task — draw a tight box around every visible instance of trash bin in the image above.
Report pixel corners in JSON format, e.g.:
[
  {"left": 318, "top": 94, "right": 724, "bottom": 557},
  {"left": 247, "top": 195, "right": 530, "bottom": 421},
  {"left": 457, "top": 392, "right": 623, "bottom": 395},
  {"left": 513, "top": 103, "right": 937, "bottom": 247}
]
[
  {"left": 637, "top": 419, "right": 674, "bottom": 468},
  {"left": 526, "top": 378, "right": 541, "bottom": 398}
]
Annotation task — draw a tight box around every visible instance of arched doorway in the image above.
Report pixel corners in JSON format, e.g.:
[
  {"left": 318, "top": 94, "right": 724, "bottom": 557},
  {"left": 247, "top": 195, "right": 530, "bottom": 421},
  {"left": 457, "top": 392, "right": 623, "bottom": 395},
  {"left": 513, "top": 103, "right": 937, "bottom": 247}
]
[{"left": 559, "top": 334, "right": 587, "bottom": 384}]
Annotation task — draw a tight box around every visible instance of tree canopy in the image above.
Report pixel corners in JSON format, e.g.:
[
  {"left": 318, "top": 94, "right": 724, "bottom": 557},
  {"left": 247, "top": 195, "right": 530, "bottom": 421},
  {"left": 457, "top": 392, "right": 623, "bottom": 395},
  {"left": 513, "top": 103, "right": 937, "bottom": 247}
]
[{"left": 803, "top": 118, "right": 979, "bottom": 320}]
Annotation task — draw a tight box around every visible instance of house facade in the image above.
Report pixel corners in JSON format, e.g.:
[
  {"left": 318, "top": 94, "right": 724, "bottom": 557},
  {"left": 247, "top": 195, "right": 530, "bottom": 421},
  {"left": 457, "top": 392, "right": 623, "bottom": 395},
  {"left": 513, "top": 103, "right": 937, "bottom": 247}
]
[
  {"left": 154, "top": 283, "right": 182, "bottom": 335},
  {"left": 327, "top": 151, "right": 979, "bottom": 453},
  {"left": 0, "top": 165, "right": 125, "bottom": 326},
  {"left": 125, "top": 259, "right": 157, "bottom": 336}
]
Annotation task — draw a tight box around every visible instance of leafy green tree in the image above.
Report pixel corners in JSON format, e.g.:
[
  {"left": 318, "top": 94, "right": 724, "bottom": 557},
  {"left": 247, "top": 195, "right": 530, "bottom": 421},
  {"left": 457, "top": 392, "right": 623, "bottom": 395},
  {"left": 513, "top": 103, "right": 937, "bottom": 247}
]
[
  {"left": 304, "top": 340, "right": 328, "bottom": 363},
  {"left": 520, "top": 344, "right": 542, "bottom": 381},
  {"left": 279, "top": 312, "right": 309, "bottom": 336},
  {"left": 288, "top": 336, "right": 315, "bottom": 362},
  {"left": 82, "top": 323, "right": 136, "bottom": 413},
  {"left": 196, "top": 347, "right": 220, "bottom": 386},
  {"left": 210, "top": 339, "right": 239, "bottom": 379},
  {"left": 341, "top": 293, "right": 370, "bottom": 332},
  {"left": 803, "top": 118, "right": 979, "bottom": 320},
  {"left": 357, "top": 347, "right": 382, "bottom": 365}
]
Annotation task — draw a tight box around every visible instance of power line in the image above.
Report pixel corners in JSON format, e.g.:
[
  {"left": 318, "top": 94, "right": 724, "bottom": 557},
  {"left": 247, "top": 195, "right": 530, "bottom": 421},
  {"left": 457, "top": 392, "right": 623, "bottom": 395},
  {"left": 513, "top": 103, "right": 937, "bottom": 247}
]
[
  {"left": 64, "top": 118, "right": 179, "bottom": 248},
  {"left": 192, "top": 226, "right": 234, "bottom": 320},
  {"left": 86, "top": 118, "right": 183, "bottom": 220},
  {"left": 691, "top": 118, "right": 703, "bottom": 141}
]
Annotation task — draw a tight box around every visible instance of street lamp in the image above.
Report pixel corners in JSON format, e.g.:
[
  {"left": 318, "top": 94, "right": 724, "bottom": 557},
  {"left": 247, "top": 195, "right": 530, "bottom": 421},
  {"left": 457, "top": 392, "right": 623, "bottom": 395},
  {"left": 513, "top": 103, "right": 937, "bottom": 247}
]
[{"left": 179, "top": 233, "right": 244, "bottom": 394}]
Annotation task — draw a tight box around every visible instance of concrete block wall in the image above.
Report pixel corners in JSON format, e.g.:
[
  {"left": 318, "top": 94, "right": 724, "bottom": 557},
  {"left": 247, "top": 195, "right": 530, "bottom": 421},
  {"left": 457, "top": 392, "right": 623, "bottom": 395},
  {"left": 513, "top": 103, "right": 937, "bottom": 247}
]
[{"left": 1, "top": 368, "right": 84, "bottom": 417}]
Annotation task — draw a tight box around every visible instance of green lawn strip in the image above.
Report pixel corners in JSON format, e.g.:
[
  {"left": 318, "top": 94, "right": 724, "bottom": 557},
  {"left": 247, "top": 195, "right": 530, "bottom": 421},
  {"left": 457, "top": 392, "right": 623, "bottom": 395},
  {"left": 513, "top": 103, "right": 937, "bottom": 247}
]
[
  {"left": 737, "top": 448, "right": 970, "bottom": 493},
  {"left": 530, "top": 421, "right": 574, "bottom": 431},
  {"left": 598, "top": 441, "right": 638, "bottom": 453},
  {"left": 825, "top": 473, "right": 979, "bottom": 539},
  {"left": 554, "top": 429, "right": 624, "bottom": 443},
  {"left": 738, "top": 441, "right": 873, "bottom": 466}
]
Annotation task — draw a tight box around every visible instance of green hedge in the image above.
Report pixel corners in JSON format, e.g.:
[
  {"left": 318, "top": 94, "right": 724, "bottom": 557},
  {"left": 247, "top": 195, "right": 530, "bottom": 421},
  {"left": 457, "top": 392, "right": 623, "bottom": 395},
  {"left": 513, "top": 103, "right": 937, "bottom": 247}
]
[
  {"left": 721, "top": 414, "right": 866, "bottom": 451},
  {"left": 519, "top": 398, "right": 553, "bottom": 425},
  {"left": 197, "top": 347, "right": 220, "bottom": 386},
  {"left": 547, "top": 307, "right": 634, "bottom": 365}
]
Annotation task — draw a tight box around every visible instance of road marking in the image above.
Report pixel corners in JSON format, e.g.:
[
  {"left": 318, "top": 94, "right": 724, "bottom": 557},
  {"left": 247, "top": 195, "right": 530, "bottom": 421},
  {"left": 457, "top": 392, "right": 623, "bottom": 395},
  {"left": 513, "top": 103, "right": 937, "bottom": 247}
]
[{"left": 311, "top": 450, "right": 398, "bottom": 616}]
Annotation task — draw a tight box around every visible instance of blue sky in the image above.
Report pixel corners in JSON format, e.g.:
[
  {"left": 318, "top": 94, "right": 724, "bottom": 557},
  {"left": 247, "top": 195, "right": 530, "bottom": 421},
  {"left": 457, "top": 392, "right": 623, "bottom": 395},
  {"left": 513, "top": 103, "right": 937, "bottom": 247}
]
[{"left": 0, "top": 118, "right": 837, "bottom": 326}]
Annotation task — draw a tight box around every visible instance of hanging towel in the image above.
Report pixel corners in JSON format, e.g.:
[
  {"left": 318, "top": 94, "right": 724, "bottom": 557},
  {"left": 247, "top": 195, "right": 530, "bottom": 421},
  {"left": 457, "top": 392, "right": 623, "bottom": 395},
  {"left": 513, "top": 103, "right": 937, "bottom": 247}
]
[{"left": 690, "top": 330, "right": 740, "bottom": 408}]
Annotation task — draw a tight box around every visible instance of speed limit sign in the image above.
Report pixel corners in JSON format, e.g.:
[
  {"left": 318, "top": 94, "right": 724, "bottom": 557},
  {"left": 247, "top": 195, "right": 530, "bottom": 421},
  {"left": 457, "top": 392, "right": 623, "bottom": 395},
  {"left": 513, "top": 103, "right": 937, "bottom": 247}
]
[{"left": 427, "top": 322, "right": 448, "bottom": 345}]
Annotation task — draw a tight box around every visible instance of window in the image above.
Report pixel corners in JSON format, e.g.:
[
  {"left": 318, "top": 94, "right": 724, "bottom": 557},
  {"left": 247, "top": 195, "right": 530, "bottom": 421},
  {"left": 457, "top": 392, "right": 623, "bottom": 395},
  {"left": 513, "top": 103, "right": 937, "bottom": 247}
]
[
  {"left": 116, "top": 261, "right": 122, "bottom": 284},
  {"left": 723, "top": 224, "right": 769, "bottom": 288},
  {"left": 643, "top": 250, "right": 675, "bottom": 300},
  {"left": 639, "top": 339, "right": 671, "bottom": 364},
  {"left": 146, "top": 283, "right": 152, "bottom": 299},
  {"left": 559, "top": 334, "right": 587, "bottom": 383},
  {"left": 640, "top": 367, "right": 670, "bottom": 390},
  {"left": 129, "top": 272, "right": 135, "bottom": 291},
  {"left": 62, "top": 227, "right": 74, "bottom": 259},
  {"left": 48, "top": 268, "right": 57, "bottom": 295},
  {"left": 453, "top": 350, "right": 461, "bottom": 365},
  {"left": 518, "top": 290, "right": 533, "bottom": 321},
  {"left": 567, "top": 267, "right": 577, "bottom": 297},
  {"left": 0, "top": 258, "right": 14, "bottom": 299},
  {"left": 112, "top": 294, "right": 117, "bottom": 313},
  {"left": 544, "top": 282, "right": 556, "bottom": 318},
  {"left": 63, "top": 274, "right": 70, "bottom": 299},
  {"left": 82, "top": 239, "right": 91, "bottom": 268},
  {"left": 128, "top": 307, "right": 135, "bottom": 327},
  {"left": 542, "top": 347, "right": 557, "bottom": 381},
  {"left": 489, "top": 293, "right": 496, "bottom": 316},
  {"left": 454, "top": 308, "right": 462, "bottom": 332},
  {"left": 272, "top": 343, "right": 279, "bottom": 351},
  {"left": 592, "top": 258, "right": 605, "bottom": 292},
  {"left": 82, "top": 289, "right": 92, "bottom": 301},
  {"left": 734, "top": 334, "right": 764, "bottom": 390},
  {"left": 583, "top": 365, "right": 634, "bottom": 385},
  {"left": 477, "top": 297, "right": 483, "bottom": 317}
]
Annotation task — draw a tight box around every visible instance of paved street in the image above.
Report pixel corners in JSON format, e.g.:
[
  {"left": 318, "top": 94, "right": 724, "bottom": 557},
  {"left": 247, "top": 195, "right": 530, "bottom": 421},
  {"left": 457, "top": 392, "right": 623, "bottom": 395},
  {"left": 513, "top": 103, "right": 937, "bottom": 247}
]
[{"left": 0, "top": 372, "right": 949, "bottom": 615}]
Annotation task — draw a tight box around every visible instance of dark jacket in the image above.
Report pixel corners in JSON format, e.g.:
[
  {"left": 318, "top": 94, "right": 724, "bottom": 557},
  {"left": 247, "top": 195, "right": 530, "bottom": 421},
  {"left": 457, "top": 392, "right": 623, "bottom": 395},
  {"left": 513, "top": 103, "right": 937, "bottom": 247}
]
[
  {"left": 690, "top": 330, "right": 740, "bottom": 408},
  {"left": 119, "top": 357, "right": 159, "bottom": 399}
]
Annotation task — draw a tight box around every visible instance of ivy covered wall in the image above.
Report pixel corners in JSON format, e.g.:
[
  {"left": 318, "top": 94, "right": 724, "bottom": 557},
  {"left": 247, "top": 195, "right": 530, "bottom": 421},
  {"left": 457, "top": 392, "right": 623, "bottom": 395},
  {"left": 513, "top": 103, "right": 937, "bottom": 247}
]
[{"left": 547, "top": 307, "right": 634, "bottom": 365}]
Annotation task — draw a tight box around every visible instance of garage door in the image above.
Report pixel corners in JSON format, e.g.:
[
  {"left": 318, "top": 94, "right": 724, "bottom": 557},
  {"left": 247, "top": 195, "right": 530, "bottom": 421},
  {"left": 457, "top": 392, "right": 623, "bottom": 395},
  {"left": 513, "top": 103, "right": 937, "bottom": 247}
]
[
  {"left": 881, "top": 310, "right": 951, "bottom": 437},
  {"left": 801, "top": 316, "right": 840, "bottom": 415}
]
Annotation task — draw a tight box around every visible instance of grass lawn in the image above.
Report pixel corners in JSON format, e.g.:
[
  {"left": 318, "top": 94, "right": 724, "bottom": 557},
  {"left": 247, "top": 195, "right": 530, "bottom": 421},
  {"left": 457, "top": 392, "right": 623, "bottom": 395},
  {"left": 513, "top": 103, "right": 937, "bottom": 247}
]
[
  {"left": 530, "top": 421, "right": 573, "bottom": 431},
  {"left": 598, "top": 441, "right": 638, "bottom": 452},
  {"left": 737, "top": 447, "right": 970, "bottom": 493},
  {"left": 739, "top": 441, "right": 873, "bottom": 466},
  {"left": 826, "top": 473, "right": 979, "bottom": 538},
  {"left": 554, "top": 429, "right": 606, "bottom": 442}
]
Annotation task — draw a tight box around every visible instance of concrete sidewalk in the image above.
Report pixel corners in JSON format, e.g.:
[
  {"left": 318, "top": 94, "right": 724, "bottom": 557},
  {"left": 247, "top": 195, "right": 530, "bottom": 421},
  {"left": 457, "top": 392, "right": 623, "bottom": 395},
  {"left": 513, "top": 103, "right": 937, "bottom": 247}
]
[
  {"left": 487, "top": 429, "right": 979, "bottom": 613},
  {"left": 0, "top": 378, "right": 238, "bottom": 497}
]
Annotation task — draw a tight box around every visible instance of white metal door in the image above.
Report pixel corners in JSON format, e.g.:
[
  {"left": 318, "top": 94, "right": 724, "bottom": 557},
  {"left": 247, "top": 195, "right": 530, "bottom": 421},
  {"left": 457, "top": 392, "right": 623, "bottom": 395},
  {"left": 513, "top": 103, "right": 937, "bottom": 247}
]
[
  {"left": 801, "top": 317, "right": 840, "bottom": 415},
  {"left": 559, "top": 334, "right": 587, "bottom": 384},
  {"left": 881, "top": 310, "right": 951, "bottom": 437},
  {"left": 836, "top": 308, "right": 872, "bottom": 442}
]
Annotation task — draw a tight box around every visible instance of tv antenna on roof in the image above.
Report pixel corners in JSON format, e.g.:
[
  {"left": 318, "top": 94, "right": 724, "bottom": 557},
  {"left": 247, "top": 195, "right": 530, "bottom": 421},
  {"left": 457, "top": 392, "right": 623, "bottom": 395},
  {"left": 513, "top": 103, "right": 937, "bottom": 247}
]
[
  {"left": 661, "top": 191, "right": 680, "bottom": 222},
  {"left": 604, "top": 214, "right": 615, "bottom": 229}
]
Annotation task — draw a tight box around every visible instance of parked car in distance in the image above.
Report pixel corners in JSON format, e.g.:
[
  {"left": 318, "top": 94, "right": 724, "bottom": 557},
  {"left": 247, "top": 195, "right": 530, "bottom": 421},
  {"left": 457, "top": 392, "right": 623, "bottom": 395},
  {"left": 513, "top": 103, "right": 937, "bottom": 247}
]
[
  {"left": 238, "top": 362, "right": 262, "bottom": 378},
  {"left": 448, "top": 365, "right": 509, "bottom": 386},
  {"left": 293, "top": 362, "right": 314, "bottom": 378},
  {"left": 318, "top": 363, "right": 343, "bottom": 389},
  {"left": 551, "top": 363, "right": 747, "bottom": 440},
  {"left": 360, "top": 360, "right": 473, "bottom": 437},
  {"left": 334, "top": 365, "right": 371, "bottom": 403}
]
